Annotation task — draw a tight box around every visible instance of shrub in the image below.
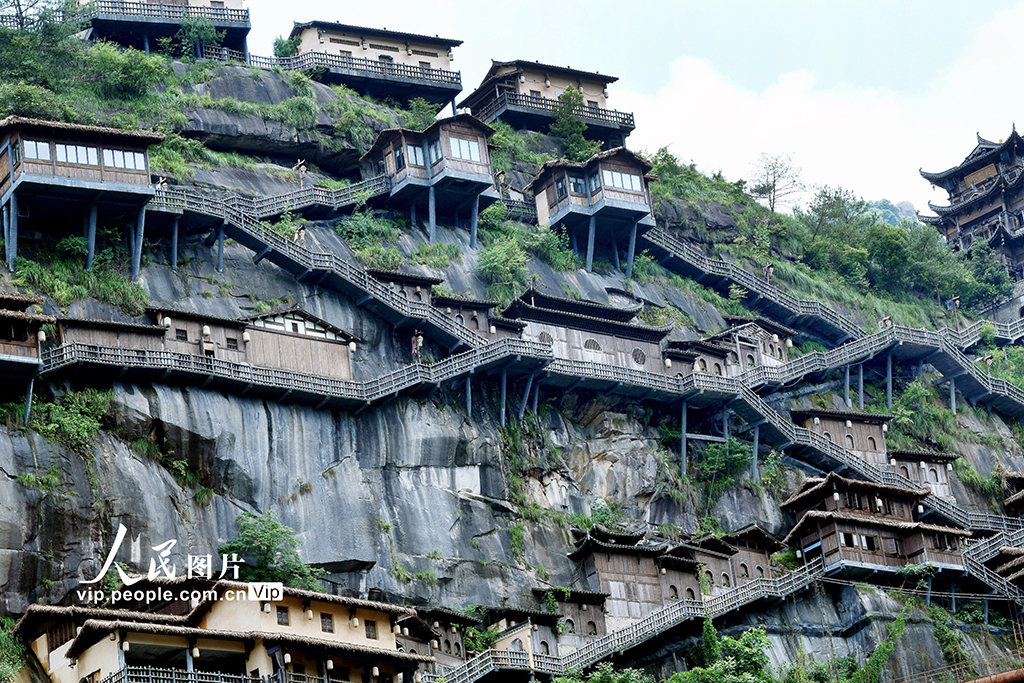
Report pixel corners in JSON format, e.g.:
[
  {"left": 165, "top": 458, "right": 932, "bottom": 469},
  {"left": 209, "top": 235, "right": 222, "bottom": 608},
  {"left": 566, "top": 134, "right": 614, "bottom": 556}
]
[
  {"left": 273, "top": 35, "right": 301, "bottom": 58},
  {"left": 218, "top": 510, "right": 325, "bottom": 590},
  {"left": 401, "top": 97, "right": 442, "bottom": 130},
  {"left": 0, "top": 616, "right": 26, "bottom": 683},
  {"left": 85, "top": 41, "right": 166, "bottom": 99},
  {"left": 29, "top": 389, "right": 111, "bottom": 455}
]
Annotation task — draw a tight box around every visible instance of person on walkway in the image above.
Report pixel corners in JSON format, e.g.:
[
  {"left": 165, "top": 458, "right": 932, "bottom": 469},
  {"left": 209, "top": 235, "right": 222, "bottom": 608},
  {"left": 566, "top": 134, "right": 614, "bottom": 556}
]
[
  {"left": 411, "top": 331, "right": 424, "bottom": 361},
  {"left": 294, "top": 225, "right": 306, "bottom": 246}
]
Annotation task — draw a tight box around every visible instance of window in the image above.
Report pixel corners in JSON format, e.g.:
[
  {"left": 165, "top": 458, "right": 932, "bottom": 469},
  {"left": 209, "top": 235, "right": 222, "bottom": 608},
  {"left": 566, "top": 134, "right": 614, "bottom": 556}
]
[
  {"left": 685, "top": 587, "right": 695, "bottom": 600},
  {"left": 55, "top": 143, "right": 98, "bottom": 166},
  {"left": 867, "top": 436, "right": 877, "bottom": 450},
  {"left": 756, "top": 566, "right": 765, "bottom": 578},
  {"left": 454, "top": 642, "right": 461, "bottom": 656},
  {"left": 564, "top": 619, "right": 576, "bottom": 633},
  {"left": 412, "top": 49, "right": 439, "bottom": 57},
  {"left": 631, "top": 348, "right": 646, "bottom": 365},
  {"left": 555, "top": 177, "right": 567, "bottom": 199},
  {"left": 277, "top": 606, "right": 290, "bottom": 625},
  {"left": 175, "top": 329, "right": 188, "bottom": 341},
  {"left": 669, "top": 585, "right": 678, "bottom": 599},
  {"left": 365, "top": 620, "right": 378, "bottom": 639},
  {"left": 47, "top": 621, "right": 75, "bottom": 650},
  {"left": 722, "top": 573, "right": 731, "bottom": 587},
  {"left": 444, "top": 639, "right": 451, "bottom": 653},
  {"left": 394, "top": 145, "right": 405, "bottom": 171},
  {"left": 698, "top": 359, "right": 707, "bottom": 372},
  {"left": 226, "top": 337, "right": 238, "bottom": 350},
  {"left": 378, "top": 54, "right": 394, "bottom": 63},
  {"left": 587, "top": 621, "right": 597, "bottom": 635},
  {"left": 841, "top": 532, "right": 856, "bottom": 548},
  {"left": 845, "top": 434, "right": 855, "bottom": 448},
  {"left": 746, "top": 353, "right": 755, "bottom": 366},
  {"left": 822, "top": 431, "right": 833, "bottom": 443},
  {"left": 569, "top": 175, "right": 586, "bottom": 193},
  {"left": 601, "top": 169, "right": 642, "bottom": 192},
  {"left": 584, "top": 338, "right": 601, "bottom": 351},
  {"left": 705, "top": 570, "right": 714, "bottom": 586},
  {"left": 740, "top": 563, "right": 749, "bottom": 578},
  {"left": 408, "top": 144, "right": 425, "bottom": 167},
  {"left": 538, "top": 331, "right": 553, "bottom": 344},
  {"left": 419, "top": 61, "right": 431, "bottom": 70},
  {"left": 511, "top": 638, "right": 525, "bottom": 650},
  {"left": 10, "top": 138, "right": 20, "bottom": 166},
  {"left": 210, "top": 0, "right": 224, "bottom": 6},
  {"left": 530, "top": 89, "right": 541, "bottom": 98},
  {"left": 929, "top": 467, "right": 939, "bottom": 483},
  {"left": 900, "top": 466, "right": 909, "bottom": 479},
  {"left": 589, "top": 173, "right": 600, "bottom": 193},
  {"left": 863, "top": 536, "right": 877, "bottom": 552},
  {"left": 714, "top": 363, "right": 722, "bottom": 376},
  {"left": 23, "top": 140, "right": 50, "bottom": 161},
  {"left": 540, "top": 641, "right": 549, "bottom": 655},
  {"left": 428, "top": 138, "right": 442, "bottom": 164},
  {"left": 450, "top": 137, "right": 481, "bottom": 162},
  {"left": 329, "top": 37, "right": 360, "bottom": 45},
  {"left": 103, "top": 149, "right": 146, "bottom": 170},
  {"left": 321, "top": 613, "right": 334, "bottom": 633},
  {"left": 587, "top": 100, "right": 599, "bottom": 108}
]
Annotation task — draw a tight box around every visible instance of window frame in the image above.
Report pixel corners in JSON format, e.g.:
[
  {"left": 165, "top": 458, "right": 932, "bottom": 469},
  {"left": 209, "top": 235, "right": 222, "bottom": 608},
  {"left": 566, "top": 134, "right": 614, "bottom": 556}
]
[
  {"left": 365, "top": 619, "right": 378, "bottom": 640},
  {"left": 23, "top": 139, "right": 50, "bottom": 161},
  {"left": 449, "top": 136, "right": 481, "bottom": 162},
  {"left": 276, "top": 606, "right": 290, "bottom": 626},
  {"left": 408, "top": 144, "right": 426, "bottom": 167},
  {"left": 320, "top": 613, "right": 334, "bottom": 633}
]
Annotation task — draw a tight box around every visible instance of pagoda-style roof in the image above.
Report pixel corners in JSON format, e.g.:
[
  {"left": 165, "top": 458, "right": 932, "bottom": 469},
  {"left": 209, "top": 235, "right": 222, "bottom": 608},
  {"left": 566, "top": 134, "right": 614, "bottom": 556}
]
[
  {"left": 237, "top": 306, "right": 360, "bottom": 342},
  {"left": 782, "top": 509, "right": 971, "bottom": 547},
  {"left": 416, "top": 606, "right": 483, "bottom": 627},
  {"left": 361, "top": 114, "right": 494, "bottom": 160},
  {"left": 0, "top": 116, "right": 166, "bottom": 144},
  {"left": 58, "top": 317, "right": 166, "bottom": 335},
  {"left": 458, "top": 59, "right": 618, "bottom": 111},
  {"left": 790, "top": 408, "right": 892, "bottom": 425},
  {"left": 365, "top": 269, "right": 445, "bottom": 287},
  {"left": 781, "top": 472, "right": 930, "bottom": 512},
  {"left": 666, "top": 339, "right": 730, "bottom": 358},
  {"left": 503, "top": 298, "right": 670, "bottom": 344},
  {"left": 530, "top": 587, "right": 609, "bottom": 605},
  {"left": 483, "top": 605, "right": 560, "bottom": 627},
  {"left": 719, "top": 315, "right": 797, "bottom": 339},
  {"left": 524, "top": 147, "right": 654, "bottom": 194},
  {"left": 432, "top": 294, "right": 499, "bottom": 310},
  {"left": 0, "top": 290, "right": 45, "bottom": 311},
  {"left": 567, "top": 536, "right": 669, "bottom": 561},
  {"left": 888, "top": 449, "right": 959, "bottom": 463},
  {"left": 490, "top": 315, "right": 526, "bottom": 331},
  {"left": 570, "top": 524, "right": 646, "bottom": 544},
  {"left": 920, "top": 129, "right": 1024, "bottom": 184},
  {"left": 683, "top": 534, "right": 737, "bottom": 557},
  {"left": 926, "top": 167, "right": 1024, "bottom": 216},
  {"left": 655, "top": 549, "right": 700, "bottom": 572},
  {"left": 721, "top": 525, "right": 785, "bottom": 553},
  {"left": 518, "top": 288, "right": 641, "bottom": 323},
  {"left": 288, "top": 20, "right": 463, "bottom": 47}
]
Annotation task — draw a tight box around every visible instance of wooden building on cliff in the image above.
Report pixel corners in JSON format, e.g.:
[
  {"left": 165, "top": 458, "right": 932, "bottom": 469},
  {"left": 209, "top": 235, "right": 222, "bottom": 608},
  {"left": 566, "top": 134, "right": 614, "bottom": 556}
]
[
  {"left": 0, "top": 116, "right": 165, "bottom": 278},
  {"left": 458, "top": 60, "right": 635, "bottom": 147},
  {"left": 920, "top": 129, "right": 1024, "bottom": 280},
  {"left": 289, "top": 21, "right": 463, "bottom": 106},
  {"left": 791, "top": 408, "right": 892, "bottom": 465},
  {"left": 781, "top": 472, "right": 970, "bottom": 577},
  {"left": 525, "top": 148, "right": 656, "bottom": 275},
  {"left": 361, "top": 115, "right": 500, "bottom": 247}
]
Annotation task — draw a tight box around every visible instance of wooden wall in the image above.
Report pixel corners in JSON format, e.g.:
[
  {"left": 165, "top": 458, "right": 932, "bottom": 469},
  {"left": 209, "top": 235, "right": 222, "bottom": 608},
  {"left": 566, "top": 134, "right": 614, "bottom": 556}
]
[
  {"left": 583, "top": 553, "right": 664, "bottom": 628},
  {"left": 893, "top": 458, "right": 952, "bottom": 498},
  {"left": 803, "top": 416, "right": 887, "bottom": 464},
  {"left": 520, "top": 320, "right": 664, "bottom": 374}
]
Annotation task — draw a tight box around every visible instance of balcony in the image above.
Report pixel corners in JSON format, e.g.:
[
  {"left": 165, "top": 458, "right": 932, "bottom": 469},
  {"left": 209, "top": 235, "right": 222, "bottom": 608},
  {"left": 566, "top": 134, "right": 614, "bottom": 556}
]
[
  {"left": 474, "top": 92, "right": 635, "bottom": 143},
  {"left": 79, "top": 1, "right": 250, "bottom": 25}
]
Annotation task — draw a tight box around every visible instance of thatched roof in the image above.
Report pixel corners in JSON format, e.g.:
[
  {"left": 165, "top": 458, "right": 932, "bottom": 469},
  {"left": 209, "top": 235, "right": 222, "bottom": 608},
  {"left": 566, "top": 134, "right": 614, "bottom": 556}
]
[
  {"left": 524, "top": 147, "right": 654, "bottom": 193},
  {"left": 1005, "top": 489, "right": 1024, "bottom": 508},
  {"left": 0, "top": 116, "right": 165, "bottom": 143},
  {"left": 13, "top": 604, "right": 185, "bottom": 639},
  {"left": 782, "top": 509, "right": 971, "bottom": 546},
  {"left": 995, "top": 553, "right": 1024, "bottom": 576},
  {"left": 0, "top": 309, "right": 54, "bottom": 324},
  {"left": 781, "top": 472, "right": 930, "bottom": 511},
  {"left": 0, "top": 291, "right": 45, "bottom": 309},
  {"left": 790, "top": 408, "right": 892, "bottom": 424},
  {"left": 68, "top": 619, "right": 434, "bottom": 663},
  {"left": 721, "top": 524, "right": 785, "bottom": 553}
]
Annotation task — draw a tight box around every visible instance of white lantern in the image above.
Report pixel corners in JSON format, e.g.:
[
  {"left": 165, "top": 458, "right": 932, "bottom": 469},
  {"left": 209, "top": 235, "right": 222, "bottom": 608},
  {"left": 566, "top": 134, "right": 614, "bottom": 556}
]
[
  {"left": 490, "top": 325, "right": 496, "bottom": 335},
  {"left": 786, "top": 339, "right": 793, "bottom": 349},
  {"left": 403, "top": 627, "right": 409, "bottom": 637},
  {"left": 813, "top": 417, "right": 820, "bottom": 426},
  {"left": 306, "top": 609, "right": 314, "bottom": 620},
  {"left": 202, "top": 325, "right": 211, "bottom": 338},
  {"left": 432, "top": 640, "right": 439, "bottom": 649},
  {"left": 660, "top": 567, "right": 666, "bottom": 575},
  {"left": 771, "top": 334, "right": 780, "bottom": 343},
  {"left": 917, "top": 505, "right": 924, "bottom": 514},
  {"left": 242, "top": 331, "right": 251, "bottom": 344},
  {"left": 433, "top": 621, "right": 440, "bottom": 629},
  {"left": 947, "top": 463, "right": 953, "bottom": 471},
  {"left": 882, "top": 424, "right": 889, "bottom": 433},
  {"left": 833, "top": 492, "right": 840, "bottom": 502},
  {"left": 581, "top": 604, "right": 587, "bottom": 612},
  {"left": 876, "top": 498, "right": 884, "bottom": 509},
  {"left": 37, "top": 329, "right": 45, "bottom": 342},
  {"left": 326, "top": 661, "right": 334, "bottom": 671},
  {"left": 920, "top": 461, "right": 927, "bottom": 469},
  {"left": 192, "top": 648, "right": 200, "bottom": 658},
  {"left": 163, "top": 316, "right": 172, "bottom": 328},
  {"left": 283, "top": 654, "right": 291, "bottom": 665},
  {"left": 394, "top": 624, "right": 401, "bottom": 634},
  {"left": 263, "top": 603, "right": 272, "bottom": 613},
  {"left": 349, "top": 341, "right": 357, "bottom": 354},
  {"left": 351, "top": 617, "right": 359, "bottom": 628},
  {"left": 795, "top": 550, "right": 802, "bottom": 558},
  {"left": 122, "top": 641, "right": 130, "bottom": 652},
  {"left": 889, "top": 459, "right": 896, "bottom": 466},
  {"left": 845, "top": 420, "right": 852, "bottom": 429},
  {"left": 372, "top": 667, "right": 380, "bottom": 678},
  {"left": 664, "top": 358, "right": 672, "bottom": 369}
]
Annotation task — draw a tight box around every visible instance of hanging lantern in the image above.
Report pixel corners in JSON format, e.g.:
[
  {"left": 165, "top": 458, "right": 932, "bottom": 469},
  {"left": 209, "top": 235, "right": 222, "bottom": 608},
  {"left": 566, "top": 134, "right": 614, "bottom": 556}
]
[
  {"left": 326, "top": 661, "right": 334, "bottom": 671},
  {"left": 192, "top": 648, "right": 200, "bottom": 658},
  {"left": 202, "top": 325, "right": 211, "bottom": 338},
  {"left": 283, "top": 654, "right": 291, "bottom": 665},
  {"left": 242, "top": 330, "right": 251, "bottom": 344},
  {"left": 37, "top": 330, "right": 45, "bottom": 343},
  {"left": 349, "top": 341, "right": 357, "bottom": 354},
  {"left": 163, "top": 316, "right": 172, "bottom": 328}
]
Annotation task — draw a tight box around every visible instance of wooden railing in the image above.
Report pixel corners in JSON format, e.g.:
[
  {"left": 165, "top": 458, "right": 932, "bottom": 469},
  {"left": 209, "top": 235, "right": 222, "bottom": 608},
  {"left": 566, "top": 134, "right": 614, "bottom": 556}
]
[
  {"left": 149, "top": 184, "right": 490, "bottom": 349},
  {"left": 474, "top": 92, "right": 635, "bottom": 130},
  {"left": 198, "top": 45, "right": 461, "bottom": 88},
  {"left": 103, "top": 666, "right": 267, "bottom": 683},
  {"left": 80, "top": 1, "right": 250, "bottom": 24},
  {"left": 424, "top": 558, "right": 826, "bottom": 683},
  {"left": 42, "top": 338, "right": 553, "bottom": 405},
  {"left": 500, "top": 198, "right": 537, "bottom": 223}
]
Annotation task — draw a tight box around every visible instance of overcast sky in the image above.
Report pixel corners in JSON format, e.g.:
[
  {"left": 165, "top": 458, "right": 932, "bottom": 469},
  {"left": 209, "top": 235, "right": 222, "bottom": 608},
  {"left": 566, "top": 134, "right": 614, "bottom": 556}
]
[{"left": 245, "top": 0, "right": 1024, "bottom": 215}]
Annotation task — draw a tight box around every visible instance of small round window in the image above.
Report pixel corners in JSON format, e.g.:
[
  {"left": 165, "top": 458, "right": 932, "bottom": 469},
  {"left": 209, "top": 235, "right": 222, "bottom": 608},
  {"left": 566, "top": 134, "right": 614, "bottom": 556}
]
[
  {"left": 584, "top": 338, "right": 601, "bottom": 351},
  {"left": 631, "top": 348, "right": 646, "bottom": 365},
  {"left": 539, "top": 331, "right": 553, "bottom": 344}
]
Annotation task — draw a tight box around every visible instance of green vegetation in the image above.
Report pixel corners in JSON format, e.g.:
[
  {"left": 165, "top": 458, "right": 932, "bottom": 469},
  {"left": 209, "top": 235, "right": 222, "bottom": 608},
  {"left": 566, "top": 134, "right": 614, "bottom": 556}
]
[
  {"left": 218, "top": 510, "right": 325, "bottom": 590},
  {"left": 928, "top": 606, "right": 976, "bottom": 674},
  {"left": 0, "top": 616, "right": 26, "bottom": 683},
  {"left": 669, "top": 622, "right": 771, "bottom": 683},
  {"left": 16, "top": 464, "right": 62, "bottom": 491},
  {"left": 400, "top": 97, "right": 443, "bottom": 130},
  {"left": 334, "top": 211, "right": 405, "bottom": 270},
  {"left": 273, "top": 35, "right": 300, "bottom": 58},
  {"left": 414, "top": 570, "right": 439, "bottom": 586},
  {"left": 555, "top": 663, "right": 653, "bottom": 683},
  {"left": 413, "top": 242, "right": 461, "bottom": 269},
  {"left": 692, "top": 438, "right": 751, "bottom": 507},
  {"left": 509, "top": 522, "right": 526, "bottom": 561},
  {"left": 489, "top": 121, "right": 555, "bottom": 175},
  {"left": 549, "top": 85, "right": 601, "bottom": 162},
  {"left": 26, "top": 389, "right": 111, "bottom": 454},
  {"left": 463, "top": 624, "right": 500, "bottom": 653}
]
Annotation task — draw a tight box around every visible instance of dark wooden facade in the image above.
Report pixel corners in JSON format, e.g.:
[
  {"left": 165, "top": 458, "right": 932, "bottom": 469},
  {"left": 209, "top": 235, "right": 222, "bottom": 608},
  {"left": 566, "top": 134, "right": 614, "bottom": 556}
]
[
  {"left": 361, "top": 115, "right": 500, "bottom": 245},
  {"left": 525, "top": 148, "right": 656, "bottom": 274},
  {"left": 0, "top": 291, "right": 54, "bottom": 380},
  {"left": 791, "top": 408, "right": 891, "bottom": 466},
  {"left": 80, "top": 0, "right": 252, "bottom": 56},
  {"left": 502, "top": 289, "right": 671, "bottom": 375},
  {"left": 782, "top": 472, "right": 970, "bottom": 576},
  {"left": 57, "top": 307, "right": 357, "bottom": 381},
  {"left": 889, "top": 449, "right": 958, "bottom": 500},
  {"left": 920, "top": 129, "right": 1024, "bottom": 280}
]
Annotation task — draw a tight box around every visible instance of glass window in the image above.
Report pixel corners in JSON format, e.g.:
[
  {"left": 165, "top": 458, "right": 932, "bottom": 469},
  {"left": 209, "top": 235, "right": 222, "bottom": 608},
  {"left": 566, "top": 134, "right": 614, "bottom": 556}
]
[
  {"left": 276, "top": 606, "right": 289, "bottom": 625},
  {"left": 569, "top": 176, "right": 586, "bottom": 194},
  {"left": 23, "top": 140, "right": 50, "bottom": 161},
  {"left": 10, "top": 139, "right": 20, "bottom": 166},
  {"left": 601, "top": 168, "right": 642, "bottom": 192},
  {"left": 428, "top": 138, "right": 442, "bottom": 164},
  {"left": 408, "top": 144, "right": 425, "bottom": 166},
  {"left": 555, "top": 177, "right": 567, "bottom": 199},
  {"left": 588, "top": 173, "right": 600, "bottom": 193},
  {"left": 450, "top": 137, "right": 481, "bottom": 162},
  {"left": 55, "top": 143, "right": 99, "bottom": 166},
  {"left": 365, "top": 620, "right": 378, "bottom": 639},
  {"left": 394, "top": 145, "right": 405, "bottom": 171},
  {"left": 320, "top": 613, "right": 333, "bottom": 633}
]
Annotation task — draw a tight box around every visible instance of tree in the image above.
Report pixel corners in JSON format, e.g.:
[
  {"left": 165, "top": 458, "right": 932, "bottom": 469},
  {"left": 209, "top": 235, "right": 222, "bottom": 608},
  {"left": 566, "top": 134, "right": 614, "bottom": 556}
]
[
  {"left": 273, "top": 35, "right": 300, "bottom": 58},
  {"left": 672, "top": 625, "right": 773, "bottom": 683},
  {"left": 965, "top": 240, "right": 1013, "bottom": 307},
  {"left": 218, "top": 510, "right": 325, "bottom": 590},
  {"left": 0, "top": 0, "right": 62, "bottom": 29},
  {"left": 550, "top": 85, "right": 601, "bottom": 162},
  {"left": 554, "top": 662, "right": 654, "bottom": 683},
  {"left": 402, "top": 97, "right": 443, "bottom": 131},
  {"left": 750, "top": 153, "right": 804, "bottom": 214}
]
